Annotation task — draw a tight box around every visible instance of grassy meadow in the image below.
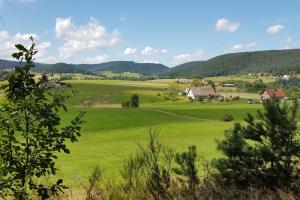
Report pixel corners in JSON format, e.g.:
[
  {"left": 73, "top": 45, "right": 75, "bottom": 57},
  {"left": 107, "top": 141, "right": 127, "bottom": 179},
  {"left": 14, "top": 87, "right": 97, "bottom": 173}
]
[
  {"left": 0, "top": 78, "right": 272, "bottom": 187},
  {"left": 32, "top": 79, "right": 264, "bottom": 187}
]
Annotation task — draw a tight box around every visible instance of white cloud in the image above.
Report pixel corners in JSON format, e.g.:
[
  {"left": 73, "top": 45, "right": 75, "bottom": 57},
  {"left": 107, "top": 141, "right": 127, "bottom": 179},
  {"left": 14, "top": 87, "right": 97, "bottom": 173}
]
[
  {"left": 18, "top": 0, "right": 35, "bottom": 2},
  {"left": 286, "top": 36, "right": 292, "bottom": 44},
  {"left": 142, "top": 60, "right": 161, "bottom": 64},
  {"left": 120, "top": 15, "right": 127, "bottom": 21},
  {"left": 80, "top": 54, "right": 108, "bottom": 64},
  {"left": 0, "top": 31, "right": 51, "bottom": 61},
  {"left": 35, "top": 42, "right": 51, "bottom": 60},
  {"left": 228, "top": 42, "right": 257, "bottom": 53},
  {"left": 141, "top": 46, "right": 158, "bottom": 55},
  {"left": 267, "top": 24, "right": 285, "bottom": 34},
  {"left": 215, "top": 18, "right": 240, "bottom": 32},
  {"left": 56, "top": 17, "right": 120, "bottom": 59},
  {"left": 0, "top": 0, "right": 35, "bottom": 7},
  {"left": 123, "top": 47, "right": 137, "bottom": 55},
  {"left": 283, "top": 36, "right": 293, "bottom": 49},
  {"left": 161, "top": 49, "right": 168, "bottom": 54},
  {"left": 173, "top": 49, "right": 204, "bottom": 65}
]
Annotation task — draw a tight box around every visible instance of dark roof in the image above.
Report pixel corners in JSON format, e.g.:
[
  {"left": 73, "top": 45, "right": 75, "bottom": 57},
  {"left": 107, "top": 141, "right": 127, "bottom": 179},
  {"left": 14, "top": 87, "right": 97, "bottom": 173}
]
[
  {"left": 189, "top": 87, "right": 216, "bottom": 96},
  {"left": 261, "top": 88, "right": 285, "bottom": 98}
]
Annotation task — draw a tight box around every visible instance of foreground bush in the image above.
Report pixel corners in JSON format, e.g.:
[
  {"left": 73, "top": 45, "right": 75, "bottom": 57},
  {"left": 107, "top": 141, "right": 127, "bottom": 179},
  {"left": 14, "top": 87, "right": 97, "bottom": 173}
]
[
  {"left": 76, "top": 125, "right": 300, "bottom": 199},
  {"left": 0, "top": 38, "right": 85, "bottom": 199},
  {"left": 215, "top": 99, "right": 300, "bottom": 190}
]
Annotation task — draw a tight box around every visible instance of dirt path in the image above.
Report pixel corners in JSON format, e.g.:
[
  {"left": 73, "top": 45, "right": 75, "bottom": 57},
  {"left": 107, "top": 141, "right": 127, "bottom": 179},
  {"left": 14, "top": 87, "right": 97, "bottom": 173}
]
[
  {"left": 141, "top": 107, "right": 221, "bottom": 122},
  {"left": 75, "top": 104, "right": 121, "bottom": 108}
]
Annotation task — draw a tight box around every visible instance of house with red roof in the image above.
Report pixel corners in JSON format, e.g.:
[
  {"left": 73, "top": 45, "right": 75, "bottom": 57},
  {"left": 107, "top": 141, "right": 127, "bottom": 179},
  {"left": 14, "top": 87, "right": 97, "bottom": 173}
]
[{"left": 259, "top": 88, "right": 286, "bottom": 101}]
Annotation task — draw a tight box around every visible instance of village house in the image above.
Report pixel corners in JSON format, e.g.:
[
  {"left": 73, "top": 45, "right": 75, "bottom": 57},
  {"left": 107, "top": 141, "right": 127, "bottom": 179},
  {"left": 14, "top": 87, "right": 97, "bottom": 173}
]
[
  {"left": 186, "top": 87, "right": 218, "bottom": 100},
  {"left": 259, "top": 88, "right": 285, "bottom": 101},
  {"left": 39, "top": 81, "right": 68, "bottom": 89},
  {"left": 282, "top": 74, "right": 290, "bottom": 80}
]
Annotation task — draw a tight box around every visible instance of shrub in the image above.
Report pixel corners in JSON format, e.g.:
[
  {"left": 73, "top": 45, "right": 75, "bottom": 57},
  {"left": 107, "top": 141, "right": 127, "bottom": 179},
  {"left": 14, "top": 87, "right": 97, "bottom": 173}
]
[
  {"left": 232, "top": 96, "right": 240, "bottom": 101},
  {"left": 121, "top": 129, "right": 174, "bottom": 200},
  {"left": 222, "top": 114, "right": 234, "bottom": 122},
  {"left": 195, "top": 96, "right": 205, "bottom": 102},
  {"left": 121, "top": 101, "right": 130, "bottom": 108},
  {"left": 173, "top": 145, "right": 200, "bottom": 199},
  {"left": 0, "top": 38, "right": 85, "bottom": 199},
  {"left": 215, "top": 100, "right": 300, "bottom": 190},
  {"left": 130, "top": 94, "right": 139, "bottom": 107}
]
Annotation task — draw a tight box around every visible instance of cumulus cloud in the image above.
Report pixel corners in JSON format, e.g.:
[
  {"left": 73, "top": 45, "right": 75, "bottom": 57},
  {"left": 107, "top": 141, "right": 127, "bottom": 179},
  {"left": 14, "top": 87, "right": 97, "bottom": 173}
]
[
  {"left": 267, "top": 24, "right": 285, "bottom": 34},
  {"left": 56, "top": 17, "right": 120, "bottom": 59},
  {"left": 0, "top": 30, "right": 50, "bottom": 61},
  {"left": 80, "top": 54, "right": 108, "bottom": 64},
  {"left": 142, "top": 60, "right": 161, "bottom": 64},
  {"left": 228, "top": 42, "right": 257, "bottom": 53},
  {"left": 286, "top": 36, "right": 292, "bottom": 44},
  {"left": 173, "top": 49, "right": 204, "bottom": 65},
  {"left": 123, "top": 47, "right": 137, "bottom": 55},
  {"left": 141, "top": 46, "right": 158, "bottom": 55},
  {"left": 215, "top": 18, "right": 240, "bottom": 32},
  {"left": 283, "top": 36, "right": 293, "bottom": 49},
  {"left": 161, "top": 49, "right": 168, "bottom": 54}
]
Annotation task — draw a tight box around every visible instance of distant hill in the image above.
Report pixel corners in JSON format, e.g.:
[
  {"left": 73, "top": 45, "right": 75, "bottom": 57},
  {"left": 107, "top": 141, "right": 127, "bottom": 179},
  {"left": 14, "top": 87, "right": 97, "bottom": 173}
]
[
  {"left": 162, "top": 49, "right": 300, "bottom": 78},
  {"left": 0, "top": 59, "right": 168, "bottom": 76},
  {"left": 0, "top": 59, "right": 92, "bottom": 74},
  {"left": 35, "top": 63, "right": 94, "bottom": 75},
  {"left": 74, "top": 61, "right": 169, "bottom": 75}
]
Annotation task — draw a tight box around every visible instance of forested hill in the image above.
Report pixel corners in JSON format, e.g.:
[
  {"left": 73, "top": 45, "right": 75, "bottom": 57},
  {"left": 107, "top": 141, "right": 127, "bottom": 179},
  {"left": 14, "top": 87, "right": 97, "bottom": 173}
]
[
  {"left": 73, "top": 61, "right": 169, "bottom": 75},
  {"left": 162, "top": 49, "right": 300, "bottom": 78},
  {"left": 0, "top": 59, "right": 169, "bottom": 75},
  {"left": 0, "top": 59, "right": 93, "bottom": 75}
]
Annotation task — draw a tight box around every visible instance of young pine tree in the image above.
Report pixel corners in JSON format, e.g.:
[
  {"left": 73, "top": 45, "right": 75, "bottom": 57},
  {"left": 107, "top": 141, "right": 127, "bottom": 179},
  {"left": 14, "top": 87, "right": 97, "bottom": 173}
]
[
  {"left": 173, "top": 145, "right": 200, "bottom": 200},
  {"left": 0, "top": 38, "right": 85, "bottom": 199},
  {"left": 214, "top": 99, "right": 300, "bottom": 189}
]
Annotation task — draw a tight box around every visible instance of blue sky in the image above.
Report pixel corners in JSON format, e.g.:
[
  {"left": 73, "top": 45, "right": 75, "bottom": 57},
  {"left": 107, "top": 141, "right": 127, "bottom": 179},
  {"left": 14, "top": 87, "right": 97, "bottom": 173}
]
[{"left": 0, "top": 0, "right": 299, "bottom": 66}]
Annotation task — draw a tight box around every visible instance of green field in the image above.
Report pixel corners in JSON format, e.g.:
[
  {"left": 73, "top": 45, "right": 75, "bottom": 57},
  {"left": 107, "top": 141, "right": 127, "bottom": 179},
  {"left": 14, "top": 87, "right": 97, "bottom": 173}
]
[
  {"left": 0, "top": 79, "right": 270, "bottom": 188},
  {"left": 29, "top": 79, "right": 265, "bottom": 188}
]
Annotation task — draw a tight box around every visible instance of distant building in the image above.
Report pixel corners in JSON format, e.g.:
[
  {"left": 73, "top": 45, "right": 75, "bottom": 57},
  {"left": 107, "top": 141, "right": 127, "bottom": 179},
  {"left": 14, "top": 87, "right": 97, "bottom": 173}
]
[
  {"left": 222, "top": 83, "right": 236, "bottom": 88},
  {"left": 39, "top": 81, "right": 68, "bottom": 89},
  {"left": 186, "top": 87, "right": 217, "bottom": 100},
  {"left": 259, "top": 88, "right": 285, "bottom": 101},
  {"left": 282, "top": 74, "right": 290, "bottom": 80}
]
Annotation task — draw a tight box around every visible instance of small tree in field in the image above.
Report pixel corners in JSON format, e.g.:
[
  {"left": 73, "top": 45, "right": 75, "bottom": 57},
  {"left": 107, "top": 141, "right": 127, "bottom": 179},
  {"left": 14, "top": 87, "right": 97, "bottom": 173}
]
[
  {"left": 0, "top": 38, "right": 85, "bottom": 199},
  {"left": 164, "top": 83, "right": 182, "bottom": 101},
  {"left": 214, "top": 99, "right": 300, "bottom": 189},
  {"left": 130, "top": 94, "right": 139, "bottom": 107}
]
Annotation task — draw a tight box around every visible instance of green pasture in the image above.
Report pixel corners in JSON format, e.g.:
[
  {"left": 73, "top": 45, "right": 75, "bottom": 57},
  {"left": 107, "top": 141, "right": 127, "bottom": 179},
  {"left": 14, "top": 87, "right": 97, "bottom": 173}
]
[
  {"left": 56, "top": 107, "right": 234, "bottom": 186},
  {"left": 206, "top": 75, "right": 276, "bottom": 83},
  {"left": 0, "top": 79, "right": 273, "bottom": 187},
  {"left": 100, "top": 71, "right": 140, "bottom": 78}
]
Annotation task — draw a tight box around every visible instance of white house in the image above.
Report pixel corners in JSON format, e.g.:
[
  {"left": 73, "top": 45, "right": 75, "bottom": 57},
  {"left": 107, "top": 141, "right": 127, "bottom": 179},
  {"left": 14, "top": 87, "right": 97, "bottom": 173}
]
[
  {"left": 186, "top": 87, "right": 217, "bottom": 100},
  {"left": 282, "top": 74, "right": 290, "bottom": 80}
]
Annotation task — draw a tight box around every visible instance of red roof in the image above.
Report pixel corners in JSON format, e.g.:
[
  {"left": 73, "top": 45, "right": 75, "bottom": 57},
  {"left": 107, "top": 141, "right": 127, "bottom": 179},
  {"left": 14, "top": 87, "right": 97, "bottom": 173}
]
[{"left": 262, "top": 88, "right": 285, "bottom": 98}]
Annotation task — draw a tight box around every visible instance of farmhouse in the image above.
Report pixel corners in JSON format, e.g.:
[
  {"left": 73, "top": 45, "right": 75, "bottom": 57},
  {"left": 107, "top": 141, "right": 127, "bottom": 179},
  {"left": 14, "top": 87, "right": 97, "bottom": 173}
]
[
  {"left": 186, "top": 87, "right": 217, "bottom": 100},
  {"left": 259, "top": 88, "right": 285, "bottom": 100},
  {"left": 39, "top": 81, "right": 68, "bottom": 89}
]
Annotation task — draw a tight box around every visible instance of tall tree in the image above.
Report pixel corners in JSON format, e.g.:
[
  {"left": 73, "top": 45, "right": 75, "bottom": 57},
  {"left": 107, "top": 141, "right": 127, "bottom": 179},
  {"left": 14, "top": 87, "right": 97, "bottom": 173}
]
[
  {"left": 0, "top": 37, "right": 85, "bottom": 199},
  {"left": 214, "top": 99, "right": 300, "bottom": 189}
]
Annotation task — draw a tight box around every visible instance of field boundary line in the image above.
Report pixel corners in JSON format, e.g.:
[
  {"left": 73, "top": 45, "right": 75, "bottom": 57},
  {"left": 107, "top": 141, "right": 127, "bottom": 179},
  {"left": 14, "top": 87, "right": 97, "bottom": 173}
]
[{"left": 141, "top": 107, "right": 221, "bottom": 122}]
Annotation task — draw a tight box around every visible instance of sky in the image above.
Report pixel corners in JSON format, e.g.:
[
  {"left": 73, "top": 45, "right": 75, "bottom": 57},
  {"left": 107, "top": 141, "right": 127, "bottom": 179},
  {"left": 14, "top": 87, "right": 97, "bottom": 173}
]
[{"left": 0, "top": 0, "right": 299, "bottom": 67}]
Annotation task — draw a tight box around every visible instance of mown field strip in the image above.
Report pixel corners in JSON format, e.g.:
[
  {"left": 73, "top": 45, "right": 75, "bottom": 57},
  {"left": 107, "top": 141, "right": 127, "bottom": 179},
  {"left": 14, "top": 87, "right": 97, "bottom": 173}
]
[{"left": 141, "top": 107, "right": 221, "bottom": 122}]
